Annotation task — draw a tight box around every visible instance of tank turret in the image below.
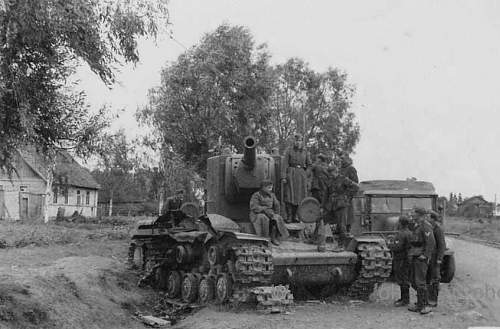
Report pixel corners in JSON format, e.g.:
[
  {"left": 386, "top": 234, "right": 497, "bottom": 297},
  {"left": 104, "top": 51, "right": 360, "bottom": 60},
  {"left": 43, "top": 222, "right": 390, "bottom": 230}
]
[{"left": 206, "top": 136, "right": 282, "bottom": 231}]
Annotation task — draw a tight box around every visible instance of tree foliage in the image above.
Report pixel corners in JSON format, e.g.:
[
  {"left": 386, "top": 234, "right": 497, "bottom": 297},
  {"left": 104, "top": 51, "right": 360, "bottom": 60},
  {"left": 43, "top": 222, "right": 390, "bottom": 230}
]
[
  {"left": 270, "top": 58, "right": 359, "bottom": 160},
  {"left": 0, "top": 0, "right": 169, "bottom": 173},
  {"left": 139, "top": 24, "right": 274, "bottom": 173}
]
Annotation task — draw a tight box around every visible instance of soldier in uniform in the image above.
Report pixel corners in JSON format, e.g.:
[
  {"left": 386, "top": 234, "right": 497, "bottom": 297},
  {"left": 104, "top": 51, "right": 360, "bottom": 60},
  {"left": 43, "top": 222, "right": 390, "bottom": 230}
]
[
  {"left": 339, "top": 152, "right": 359, "bottom": 233},
  {"left": 427, "top": 211, "right": 446, "bottom": 307},
  {"left": 283, "top": 133, "right": 311, "bottom": 222},
  {"left": 162, "top": 189, "right": 184, "bottom": 214},
  {"left": 310, "top": 153, "right": 330, "bottom": 203},
  {"left": 388, "top": 215, "right": 412, "bottom": 306},
  {"left": 408, "top": 207, "right": 436, "bottom": 314},
  {"left": 250, "top": 179, "right": 289, "bottom": 245}
]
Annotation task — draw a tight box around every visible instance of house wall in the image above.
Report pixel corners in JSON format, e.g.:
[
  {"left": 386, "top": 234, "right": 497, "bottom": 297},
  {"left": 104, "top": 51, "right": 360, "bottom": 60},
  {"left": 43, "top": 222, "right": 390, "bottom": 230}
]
[
  {"left": 48, "top": 187, "right": 98, "bottom": 218},
  {"left": 0, "top": 156, "right": 47, "bottom": 220}
]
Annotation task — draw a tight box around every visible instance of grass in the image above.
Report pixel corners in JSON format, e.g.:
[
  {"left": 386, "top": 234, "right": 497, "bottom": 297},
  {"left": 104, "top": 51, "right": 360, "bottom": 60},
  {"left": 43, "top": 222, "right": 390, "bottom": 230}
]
[
  {"left": 0, "top": 216, "right": 153, "bottom": 249},
  {"left": 445, "top": 216, "right": 500, "bottom": 243}
]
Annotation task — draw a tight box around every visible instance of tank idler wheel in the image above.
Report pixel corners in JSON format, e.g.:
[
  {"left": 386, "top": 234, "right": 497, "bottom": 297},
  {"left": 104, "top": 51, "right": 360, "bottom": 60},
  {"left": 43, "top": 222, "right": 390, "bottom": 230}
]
[
  {"left": 181, "top": 273, "right": 200, "bottom": 303},
  {"left": 208, "top": 245, "right": 221, "bottom": 266},
  {"left": 198, "top": 276, "right": 215, "bottom": 304},
  {"left": 215, "top": 273, "right": 233, "bottom": 304},
  {"left": 166, "top": 271, "right": 182, "bottom": 298}
]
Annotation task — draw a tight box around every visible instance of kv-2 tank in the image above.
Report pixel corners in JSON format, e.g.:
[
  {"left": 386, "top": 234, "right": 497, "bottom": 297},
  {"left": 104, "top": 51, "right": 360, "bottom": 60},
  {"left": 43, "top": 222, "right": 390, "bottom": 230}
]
[
  {"left": 129, "top": 136, "right": 392, "bottom": 305},
  {"left": 206, "top": 136, "right": 392, "bottom": 299}
]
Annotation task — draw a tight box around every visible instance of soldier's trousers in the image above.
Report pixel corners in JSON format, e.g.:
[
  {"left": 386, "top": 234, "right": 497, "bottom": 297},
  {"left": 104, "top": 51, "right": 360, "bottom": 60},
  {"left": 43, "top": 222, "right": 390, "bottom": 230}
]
[
  {"left": 324, "top": 207, "right": 347, "bottom": 235},
  {"left": 393, "top": 257, "right": 410, "bottom": 287},
  {"left": 410, "top": 257, "right": 429, "bottom": 291},
  {"left": 251, "top": 214, "right": 270, "bottom": 238},
  {"left": 426, "top": 256, "right": 441, "bottom": 303}
]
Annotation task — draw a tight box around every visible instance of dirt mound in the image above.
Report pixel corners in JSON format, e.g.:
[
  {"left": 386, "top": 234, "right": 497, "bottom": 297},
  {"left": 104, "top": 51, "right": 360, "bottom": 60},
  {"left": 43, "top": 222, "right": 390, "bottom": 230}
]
[{"left": 0, "top": 256, "right": 154, "bottom": 329}]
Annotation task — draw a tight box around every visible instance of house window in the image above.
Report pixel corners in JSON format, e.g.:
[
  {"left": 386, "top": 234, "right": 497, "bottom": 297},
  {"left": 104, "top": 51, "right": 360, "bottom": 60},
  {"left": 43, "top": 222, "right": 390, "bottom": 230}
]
[
  {"left": 20, "top": 185, "right": 28, "bottom": 192},
  {"left": 86, "top": 191, "right": 90, "bottom": 205},
  {"left": 77, "top": 190, "right": 81, "bottom": 205},
  {"left": 64, "top": 187, "right": 68, "bottom": 204},
  {"left": 52, "top": 186, "right": 58, "bottom": 204}
]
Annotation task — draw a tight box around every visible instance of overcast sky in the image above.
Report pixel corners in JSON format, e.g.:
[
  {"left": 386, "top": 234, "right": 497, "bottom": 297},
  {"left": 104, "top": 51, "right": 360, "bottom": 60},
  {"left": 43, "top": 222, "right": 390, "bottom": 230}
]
[{"left": 78, "top": 0, "right": 500, "bottom": 200}]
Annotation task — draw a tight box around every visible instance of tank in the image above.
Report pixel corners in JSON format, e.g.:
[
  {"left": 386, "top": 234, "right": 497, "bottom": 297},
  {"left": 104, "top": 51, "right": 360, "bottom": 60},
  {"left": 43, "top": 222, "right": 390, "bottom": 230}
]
[
  {"left": 129, "top": 137, "right": 393, "bottom": 305},
  {"left": 206, "top": 136, "right": 392, "bottom": 299}
]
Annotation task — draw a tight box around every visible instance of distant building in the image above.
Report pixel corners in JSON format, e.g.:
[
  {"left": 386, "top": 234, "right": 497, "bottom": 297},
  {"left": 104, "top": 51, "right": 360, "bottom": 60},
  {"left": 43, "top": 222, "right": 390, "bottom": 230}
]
[
  {"left": 458, "top": 195, "right": 493, "bottom": 218},
  {"left": 0, "top": 149, "right": 100, "bottom": 220}
]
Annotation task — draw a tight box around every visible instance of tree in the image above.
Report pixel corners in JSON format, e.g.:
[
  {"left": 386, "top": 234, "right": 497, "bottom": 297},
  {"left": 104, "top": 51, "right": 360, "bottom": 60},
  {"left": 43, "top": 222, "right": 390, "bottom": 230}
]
[
  {"left": 0, "top": 0, "right": 170, "bottom": 173},
  {"left": 270, "top": 58, "right": 359, "bottom": 161},
  {"left": 139, "top": 24, "right": 274, "bottom": 173}
]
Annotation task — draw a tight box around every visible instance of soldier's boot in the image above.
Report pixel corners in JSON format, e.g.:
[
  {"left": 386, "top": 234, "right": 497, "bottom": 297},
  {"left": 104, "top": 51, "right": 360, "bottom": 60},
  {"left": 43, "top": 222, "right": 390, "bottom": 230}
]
[
  {"left": 428, "top": 283, "right": 439, "bottom": 307},
  {"left": 270, "top": 227, "right": 281, "bottom": 246},
  {"left": 420, "top": 289, "right": 432, "bottom": 314},
  {"left": 394, "top": 285, "right": 410, "bottom": 306},
  {"left": 408, "top": 289, "right": 423, "bottom": 312}
]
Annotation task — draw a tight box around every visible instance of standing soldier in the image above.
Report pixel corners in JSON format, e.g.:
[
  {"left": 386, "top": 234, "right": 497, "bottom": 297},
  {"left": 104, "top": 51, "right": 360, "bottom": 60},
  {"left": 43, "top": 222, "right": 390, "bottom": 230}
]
[
  {"left": 310, "top": 153, "right": 329, "bottom": 203},
  {"left": 338, "top": 152, "right": 359, "bottom": 233},
  {"left": 408, "top": 207, "right": 436, "bottom": 314},
  {"left": 283, "top": 133, "right": 311, "bottom": 222},
  {"left": 388, "top": 215, "right": 412, "bottom": 306},
  {"left": 427, "top": 210, "right": 446, "bottom": 307}
]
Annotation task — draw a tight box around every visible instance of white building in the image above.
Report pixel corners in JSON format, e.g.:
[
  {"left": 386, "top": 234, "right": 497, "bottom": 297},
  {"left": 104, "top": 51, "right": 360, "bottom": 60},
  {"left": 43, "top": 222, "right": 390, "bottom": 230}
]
[{"left": 0, "top": 149, "right": 100, "bottom": 220}]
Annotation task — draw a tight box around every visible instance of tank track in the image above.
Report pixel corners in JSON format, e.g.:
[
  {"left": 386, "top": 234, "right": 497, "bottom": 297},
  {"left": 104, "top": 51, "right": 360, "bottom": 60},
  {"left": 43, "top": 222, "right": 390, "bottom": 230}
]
[
  {"left": 346, "top": 241, "right": 392, "bottom": 300},
  {"left": 129, "top": 239, "right": 291, "bottom": 306}
]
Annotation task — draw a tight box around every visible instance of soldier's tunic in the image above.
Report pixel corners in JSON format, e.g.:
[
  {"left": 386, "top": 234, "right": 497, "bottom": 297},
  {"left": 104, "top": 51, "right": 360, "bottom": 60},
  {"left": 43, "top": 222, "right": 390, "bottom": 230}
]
[
  {"left": 339, "top": 162, "right": 359, "bottom": 229},
  {"left": 283, "top": 147, "right": 311, "bottom": 206},
  {"left": 409, "top": 219, "right": 436, "bottom": 291},
  {"left": 249, "top": 190, "right": 289, "bottom": 239},
  {"left": 310, "top": 162, "right": 329, "bottom": 202},
  {"left": 389, "top": 227, "right": 412, "bottom": 287}
]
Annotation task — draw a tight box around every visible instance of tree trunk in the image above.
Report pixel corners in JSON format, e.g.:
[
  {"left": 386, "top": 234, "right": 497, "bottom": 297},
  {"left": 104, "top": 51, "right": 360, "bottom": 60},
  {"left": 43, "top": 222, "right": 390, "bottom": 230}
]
[
  {"left": 108, "top": 192, "right": 113, "bottom": 217},
  {"left": 43, "top": 160, "right": 56, "bottom": 223}
]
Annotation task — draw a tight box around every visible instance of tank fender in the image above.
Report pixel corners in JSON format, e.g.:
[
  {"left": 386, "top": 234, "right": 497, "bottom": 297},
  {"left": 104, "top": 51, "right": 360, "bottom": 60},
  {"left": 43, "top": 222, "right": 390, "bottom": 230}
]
[
  {"left": 168, "top": 231, "right": 208, "bottom": 244},
  {"left": 218, "top": 231, "right": 270, "bottom": 244}
]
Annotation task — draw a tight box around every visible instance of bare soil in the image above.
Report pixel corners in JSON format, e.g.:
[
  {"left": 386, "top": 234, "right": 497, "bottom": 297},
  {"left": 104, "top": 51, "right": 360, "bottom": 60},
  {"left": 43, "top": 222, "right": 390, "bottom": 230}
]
[{"left": 0, "top": 218, "right": 499, "bottom": 329}]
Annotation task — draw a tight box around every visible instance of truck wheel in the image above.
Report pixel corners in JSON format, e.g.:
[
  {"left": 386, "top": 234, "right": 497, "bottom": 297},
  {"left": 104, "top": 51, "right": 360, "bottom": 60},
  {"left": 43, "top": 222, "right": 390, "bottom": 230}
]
[{"left": 440, "top": 254, "right": 455, "bottom": 283}]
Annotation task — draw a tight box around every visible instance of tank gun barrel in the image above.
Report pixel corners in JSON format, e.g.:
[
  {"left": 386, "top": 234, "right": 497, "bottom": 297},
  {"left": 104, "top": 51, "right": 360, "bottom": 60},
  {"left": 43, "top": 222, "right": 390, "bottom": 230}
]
[{"left": 241, "top": 136, "right": 257, "bottom": 169}]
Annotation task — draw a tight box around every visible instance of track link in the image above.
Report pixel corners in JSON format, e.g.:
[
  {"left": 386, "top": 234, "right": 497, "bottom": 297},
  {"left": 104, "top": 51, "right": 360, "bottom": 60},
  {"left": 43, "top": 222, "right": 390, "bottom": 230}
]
[{"left": 347, "top": 241, "right": 392, "bottom": 300}]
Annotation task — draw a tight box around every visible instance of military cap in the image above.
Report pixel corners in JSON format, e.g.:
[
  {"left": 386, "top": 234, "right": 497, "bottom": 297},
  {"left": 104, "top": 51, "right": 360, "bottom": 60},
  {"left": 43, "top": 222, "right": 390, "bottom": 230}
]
[
  {"left": 260, "top": 179, "right": 274, "bottom": 188},
  {"left": 175, "top": 189, "right": 185, "bottom": 194},
  {"left": 398, "top": 215, "right": 410, "bottom": 226},
  {"left": 317, "top": 153, "right": 328, "bottom": 161},
  {"left": 413, "top": 207, "right": 427, "bottom": 215},
  {"left": 429, "top": 210, "right": 440, "bottom": 220}
]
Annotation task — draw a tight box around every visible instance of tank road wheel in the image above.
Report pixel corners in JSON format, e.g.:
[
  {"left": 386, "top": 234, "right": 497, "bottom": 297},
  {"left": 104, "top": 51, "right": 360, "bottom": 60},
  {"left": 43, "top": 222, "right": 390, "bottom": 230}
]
[
  {"left": 198, "top": 276, "right": 215, "bottom": 304},
  {"left": 181, "top": 274, "right": 200, "bottom": 303},
  {"left": 215, "top": 273, "right": 233, "bottom": 304},
  {"left": 166, "top": 271, "right": 182, "bottom": 298}
]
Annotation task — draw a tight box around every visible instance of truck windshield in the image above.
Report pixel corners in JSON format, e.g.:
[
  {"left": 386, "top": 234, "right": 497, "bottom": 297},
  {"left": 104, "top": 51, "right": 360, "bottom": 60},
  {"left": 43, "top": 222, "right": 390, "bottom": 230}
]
[
  {"left": 402, "top": 198, "right": 433, "bottom": 212},
  {"left": 371, "top": 197, "right": 401, "bottom": 213}
]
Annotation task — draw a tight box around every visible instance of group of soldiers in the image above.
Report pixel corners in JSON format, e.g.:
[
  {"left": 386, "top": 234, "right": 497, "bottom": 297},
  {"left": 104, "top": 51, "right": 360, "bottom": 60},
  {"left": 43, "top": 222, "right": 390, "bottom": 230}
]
[
  {"left": 249, "top": 133, "right": 359, "bottom": 245},
  {"left": 389, "top": 208, "right": 446, "bottom": 315}
]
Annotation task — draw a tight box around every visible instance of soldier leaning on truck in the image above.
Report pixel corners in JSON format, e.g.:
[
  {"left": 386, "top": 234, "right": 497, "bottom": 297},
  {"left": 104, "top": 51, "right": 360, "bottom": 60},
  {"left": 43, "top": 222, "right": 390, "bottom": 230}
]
[
  {"left": 388, "top": 215, "right": 412, "bottom": 307},
  {"left": 408, "top": 207, "right": 436, "bottom": 315},
  {"left": 427, "top": 210, "right": 446, "bottom": 307}
]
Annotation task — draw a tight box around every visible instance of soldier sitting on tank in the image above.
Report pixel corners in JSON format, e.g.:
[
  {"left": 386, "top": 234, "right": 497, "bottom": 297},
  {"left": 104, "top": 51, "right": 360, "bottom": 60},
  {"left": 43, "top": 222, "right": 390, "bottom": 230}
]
[
  {"left": 389, "top": 215, "right": 412, "bottom": 307},
  {"left": 249, "top": 180, "right": 289, "bottom": 245},
  {"left": 159, "top": 189, "right": 185, "bottom": 226}
]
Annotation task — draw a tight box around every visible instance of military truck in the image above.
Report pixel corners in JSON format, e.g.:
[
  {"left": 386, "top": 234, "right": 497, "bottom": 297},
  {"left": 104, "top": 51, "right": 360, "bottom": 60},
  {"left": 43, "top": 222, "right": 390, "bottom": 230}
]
[{"left": 349, "top": 180, "right": 455, "bottom": 283}]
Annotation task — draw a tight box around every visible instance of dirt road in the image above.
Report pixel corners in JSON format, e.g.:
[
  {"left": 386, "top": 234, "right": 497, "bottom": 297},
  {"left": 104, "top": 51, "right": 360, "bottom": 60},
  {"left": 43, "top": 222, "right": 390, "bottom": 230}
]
[{"left": 176, "top": 238, "right": 500, "bottom": 329}]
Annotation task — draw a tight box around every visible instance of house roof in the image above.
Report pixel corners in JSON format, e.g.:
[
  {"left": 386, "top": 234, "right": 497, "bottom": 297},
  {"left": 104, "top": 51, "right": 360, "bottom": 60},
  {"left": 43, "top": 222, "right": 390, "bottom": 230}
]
[{"left": 18, "top": 148, "right": 100, "bottom": 190}]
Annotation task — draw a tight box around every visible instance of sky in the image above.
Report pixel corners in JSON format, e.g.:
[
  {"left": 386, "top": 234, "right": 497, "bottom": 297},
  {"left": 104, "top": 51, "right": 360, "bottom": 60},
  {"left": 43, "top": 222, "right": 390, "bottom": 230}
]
[{"left": 78, "top": 0, "right": 500, "bottom": 200}]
